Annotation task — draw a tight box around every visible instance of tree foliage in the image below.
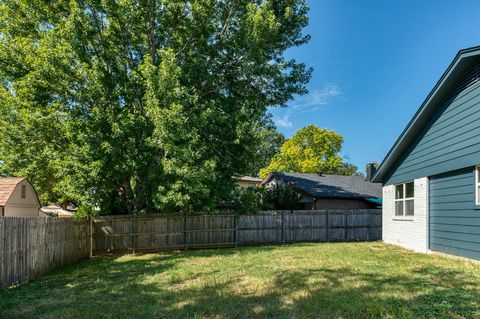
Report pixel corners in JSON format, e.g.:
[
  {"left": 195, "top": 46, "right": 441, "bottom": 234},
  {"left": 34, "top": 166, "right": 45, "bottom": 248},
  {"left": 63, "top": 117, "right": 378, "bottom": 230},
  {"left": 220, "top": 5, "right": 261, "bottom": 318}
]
[
  {"left": 260, "top": 125, "right": 358, "bottom": 178},
  {"left": 247, "top": 117, "right": 285, "bottom": 177},
  {"left": 0, "top": 0, "right": 311, "bottom": 214},
  {"left": 229, "top": 184, "right": 302, "bottom": 214},
  {"left": 337, "top": 162, "right": 362, "bottom": 176},
  {"left": 259, "top": 184, "right": 302, "bottom": 210}
]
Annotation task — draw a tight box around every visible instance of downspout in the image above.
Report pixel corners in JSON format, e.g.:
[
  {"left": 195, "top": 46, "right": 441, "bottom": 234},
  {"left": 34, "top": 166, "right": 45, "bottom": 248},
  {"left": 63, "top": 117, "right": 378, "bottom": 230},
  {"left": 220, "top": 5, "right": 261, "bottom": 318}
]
[{"left": 1, "top": 206, "right": 4, "bottom": 216}]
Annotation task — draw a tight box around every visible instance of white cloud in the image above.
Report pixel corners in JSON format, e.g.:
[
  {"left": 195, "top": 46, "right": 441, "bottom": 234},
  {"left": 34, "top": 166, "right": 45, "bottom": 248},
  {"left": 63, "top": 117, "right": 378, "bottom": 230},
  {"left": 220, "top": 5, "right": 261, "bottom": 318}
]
[
  {"left": 310, "top": 84, "right": 343, "bottom": 105},
  {"left": 274, "top": 114, "right": 293, "bottom": 128},
  {"left": 292, "top": 83, "right": 343, "bottom": 112}
]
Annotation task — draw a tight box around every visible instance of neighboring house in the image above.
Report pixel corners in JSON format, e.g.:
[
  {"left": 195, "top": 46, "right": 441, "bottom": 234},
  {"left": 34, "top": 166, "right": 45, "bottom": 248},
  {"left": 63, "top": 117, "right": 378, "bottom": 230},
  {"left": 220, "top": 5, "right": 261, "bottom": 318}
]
[
  {"left": 373, "top": 46, "right": 480, "bottom": 261},
  {"left": 234, "top": 176, "right": 263, "bottom": 188},
  {"left": 262, "top": 169, "right": 382, "bottom": 210},
  {"left": 40, "top": 205, "right": 76, "bottom": 218},
  {"left": 0, "top": 177, "right": 41, "bottom": 217}
]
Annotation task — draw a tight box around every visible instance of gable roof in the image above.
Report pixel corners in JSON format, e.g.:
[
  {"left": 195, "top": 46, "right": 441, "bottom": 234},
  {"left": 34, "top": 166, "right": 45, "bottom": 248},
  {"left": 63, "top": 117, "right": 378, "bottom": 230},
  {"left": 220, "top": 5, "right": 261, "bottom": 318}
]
[
  {"left": 263, "top": 172, "right": 382, "bottom": 199},
  {"left": 373, "top": 45, "right": 480, "bottom": 183},
  {"left": 0, "top": 177, "right": 25, "bottom": 206}
]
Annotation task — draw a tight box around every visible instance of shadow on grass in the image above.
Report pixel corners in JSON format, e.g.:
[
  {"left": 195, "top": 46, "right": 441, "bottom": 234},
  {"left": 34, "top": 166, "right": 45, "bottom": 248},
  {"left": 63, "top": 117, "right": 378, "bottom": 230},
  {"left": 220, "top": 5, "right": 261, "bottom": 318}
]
[
  {"left": 0, "top": 245, "right": 479, "bottom": 319},
  {"left": 166, "top": 266, "right": 479, "bottom": 319}
]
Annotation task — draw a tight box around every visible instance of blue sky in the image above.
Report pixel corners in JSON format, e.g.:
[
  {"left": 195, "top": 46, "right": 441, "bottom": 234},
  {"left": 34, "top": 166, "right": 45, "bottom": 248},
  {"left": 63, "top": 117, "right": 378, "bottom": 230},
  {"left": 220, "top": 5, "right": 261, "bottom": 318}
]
[{"left": 270, "top": 0, "right": 480, "bottom": 173}]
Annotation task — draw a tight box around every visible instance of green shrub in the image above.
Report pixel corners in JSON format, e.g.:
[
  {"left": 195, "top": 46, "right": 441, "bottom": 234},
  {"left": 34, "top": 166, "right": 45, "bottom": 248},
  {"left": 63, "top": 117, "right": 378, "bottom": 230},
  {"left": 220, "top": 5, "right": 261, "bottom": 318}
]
[{"left": 229, "top": 184, "right": 302, "bottom": 214}]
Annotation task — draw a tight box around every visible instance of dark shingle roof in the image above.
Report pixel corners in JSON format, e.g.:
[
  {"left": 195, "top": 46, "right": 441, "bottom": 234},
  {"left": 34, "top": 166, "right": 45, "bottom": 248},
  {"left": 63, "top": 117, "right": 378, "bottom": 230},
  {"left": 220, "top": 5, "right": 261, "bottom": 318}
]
[{"left": 266, "top": 173, "right": 382, "bottom": 199}]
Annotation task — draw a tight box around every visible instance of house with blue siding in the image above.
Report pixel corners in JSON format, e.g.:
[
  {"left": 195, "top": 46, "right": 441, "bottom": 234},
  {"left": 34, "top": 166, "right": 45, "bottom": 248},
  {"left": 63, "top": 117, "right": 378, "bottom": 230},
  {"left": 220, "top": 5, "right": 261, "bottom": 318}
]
[{"left": 373, "top": 46, "right": 480, "bottom": 261}]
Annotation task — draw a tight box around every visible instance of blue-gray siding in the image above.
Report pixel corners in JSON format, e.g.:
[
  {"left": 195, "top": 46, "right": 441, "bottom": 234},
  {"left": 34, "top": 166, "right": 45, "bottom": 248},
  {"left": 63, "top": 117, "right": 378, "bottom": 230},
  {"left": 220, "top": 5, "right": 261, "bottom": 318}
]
[
  {"left": 429, "top": 167, "right": 480, "bottom": 260},
  {"left": 384, "top": 83, "right": 480, "bottom": 185}
]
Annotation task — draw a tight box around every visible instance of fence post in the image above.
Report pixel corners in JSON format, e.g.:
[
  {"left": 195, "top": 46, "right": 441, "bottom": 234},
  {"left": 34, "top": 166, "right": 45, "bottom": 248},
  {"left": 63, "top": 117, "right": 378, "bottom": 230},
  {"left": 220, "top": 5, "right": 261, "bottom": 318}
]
[
  {"left": 343, "top": 211, "right": 347, "bottom": 241},
  {"left": 109, "top": 217, "right": 114, "bottom": 252},
  {"left": 281, "top": 211, "right": 285, "bottom": 245},
  {"left": 326, "top": 210, "right": 329, "bottom": 242},
  {"left": 184, "top": 212, "right": 188, "bottom": 251},
  {"left": 0, "top": 218, "right": 4, "bottom": 288},
  {"left": 89, "top": 216, "right": 93, "bottom": 257},
  {"left": 366, "top": 210, "right": 371, "bottom": 241},
  {"left": 166, "top": 217, "right": 170, "bottom": 249},
  {"left": 234, "top": 213, "right": 238, "bottom": 247},
  {"left": 132, "top": 215, "right": 136, "bottom": 254}
]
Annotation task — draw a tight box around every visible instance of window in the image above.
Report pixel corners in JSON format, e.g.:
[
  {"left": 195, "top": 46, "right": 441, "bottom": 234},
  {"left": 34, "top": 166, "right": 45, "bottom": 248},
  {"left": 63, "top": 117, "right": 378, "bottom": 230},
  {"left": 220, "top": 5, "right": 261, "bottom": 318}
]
[
  {"left": 21, "top": 185, "right": 26, "bottom": 199},
  {"left": 395, "top": 181, "right": 414, "bottom": 217},
  {"left": 476, "top": 166, "right": 480, "bottom": 205}
]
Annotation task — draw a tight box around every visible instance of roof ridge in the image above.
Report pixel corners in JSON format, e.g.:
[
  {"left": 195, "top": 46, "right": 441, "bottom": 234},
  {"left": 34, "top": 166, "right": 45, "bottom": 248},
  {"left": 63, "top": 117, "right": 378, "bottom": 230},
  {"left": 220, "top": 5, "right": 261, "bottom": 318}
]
[
  {"left": 373, "top": 45, "right": 480, "bottom": 183},
  {"left": 279, "top": 172, "right": 366, "bottom": 178}
]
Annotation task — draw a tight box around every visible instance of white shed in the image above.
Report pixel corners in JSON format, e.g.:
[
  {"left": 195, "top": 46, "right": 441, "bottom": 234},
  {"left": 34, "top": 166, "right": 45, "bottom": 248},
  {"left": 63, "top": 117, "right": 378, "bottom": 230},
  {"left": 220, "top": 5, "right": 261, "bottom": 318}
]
[{"left": 0, "top": 177, "right": 41, "bottom": 217}]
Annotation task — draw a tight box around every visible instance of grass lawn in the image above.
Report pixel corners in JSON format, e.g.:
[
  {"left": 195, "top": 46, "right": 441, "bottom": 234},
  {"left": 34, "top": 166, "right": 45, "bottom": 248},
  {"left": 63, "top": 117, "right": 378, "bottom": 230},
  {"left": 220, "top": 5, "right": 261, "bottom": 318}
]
[{"left": 1, "top": 242, "right": 479, "bottom": 319}]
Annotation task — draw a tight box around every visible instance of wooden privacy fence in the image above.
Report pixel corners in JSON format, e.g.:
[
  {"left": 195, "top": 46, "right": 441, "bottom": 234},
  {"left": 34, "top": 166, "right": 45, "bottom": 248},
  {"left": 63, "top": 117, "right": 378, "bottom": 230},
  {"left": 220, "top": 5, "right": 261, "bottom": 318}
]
[
  {"left": 0, "top": 217, "right": 90, "bottom": 288},
  {"left": 0, "top": 210, "right": 381, "bottom": 288},
  {"left": 92, "top": 209, "right": 381, "bottom": 254}
]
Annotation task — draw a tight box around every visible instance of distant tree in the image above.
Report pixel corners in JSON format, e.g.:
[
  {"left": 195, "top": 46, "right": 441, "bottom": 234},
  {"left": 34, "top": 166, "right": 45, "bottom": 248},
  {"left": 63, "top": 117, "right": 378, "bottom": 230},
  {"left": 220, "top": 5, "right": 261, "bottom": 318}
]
[
  {"left": 247, "top": 117, "right": 286, "bottom": 177},
  {"left": 0, "top": 0, "right": 312, "bottom": 214},
  {"left": 260, "top": 125, "right": 358, "bottom": 178},
  {"left": 337, "top": 162, "right": 361, "bottom": 176},
  {"left": 260, "top": 184, "right": 302, "bottom": 210},
  {"left": 229, "top": 186, "right": 263, "bottom": 214}
]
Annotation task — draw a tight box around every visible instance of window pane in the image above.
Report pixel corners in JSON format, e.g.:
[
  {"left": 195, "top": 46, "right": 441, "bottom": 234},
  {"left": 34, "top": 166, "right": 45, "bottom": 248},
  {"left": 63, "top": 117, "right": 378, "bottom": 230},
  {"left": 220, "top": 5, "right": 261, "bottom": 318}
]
[
  {"left": 405, "top": 182, "right": 414, "bottom": 198},
  {"left": 395, "top": 184, "right": 404, "bottom": 199},
  {"left": 405, "top": 199, "right": 414, "bottom": 216},
  {"left": 395, "top": 201, "right": 404, "bottom": 216}
]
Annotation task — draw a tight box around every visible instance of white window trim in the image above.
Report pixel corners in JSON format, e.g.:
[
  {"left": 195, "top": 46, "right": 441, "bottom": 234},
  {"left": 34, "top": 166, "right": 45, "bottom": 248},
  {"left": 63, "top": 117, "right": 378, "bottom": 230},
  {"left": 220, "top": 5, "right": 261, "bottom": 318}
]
[
  {"left": 394, "top": 181, "right": 415, "bottom": 219},
  {"left": 475, "top": 166, "right": 480, "bottom": 205}
]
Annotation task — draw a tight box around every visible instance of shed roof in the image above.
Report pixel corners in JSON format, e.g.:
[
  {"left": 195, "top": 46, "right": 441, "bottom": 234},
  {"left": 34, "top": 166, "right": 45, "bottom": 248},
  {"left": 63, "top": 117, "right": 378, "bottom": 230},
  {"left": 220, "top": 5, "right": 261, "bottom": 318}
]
[
  {"left": 234, "top": 176, "right": 263, "bottom": 183},
  {"left": 373, "top": 45, "right": 480, "bottom": 183},
  {"left": 263, "top": 172, "right": 382, "bottom": 199},
  {"left": 41, "top": 205, "right": 76, "bottom": 217},
  {"left": 0, "top": 177, "right": 25, "bottom": 206}
]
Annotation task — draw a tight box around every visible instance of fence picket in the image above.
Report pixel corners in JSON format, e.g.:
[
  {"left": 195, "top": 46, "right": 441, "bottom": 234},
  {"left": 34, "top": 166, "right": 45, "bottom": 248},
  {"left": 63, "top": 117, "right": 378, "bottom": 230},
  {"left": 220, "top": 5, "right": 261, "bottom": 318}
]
[
  {"left": 92, "top": 209, "right": 381, "bottom": 254},
  {"left": 0, "top": 217, "right": 89, "bottom": 288},
  {"left": 1, "top": 209, "right": 381, "bottom": 288}
]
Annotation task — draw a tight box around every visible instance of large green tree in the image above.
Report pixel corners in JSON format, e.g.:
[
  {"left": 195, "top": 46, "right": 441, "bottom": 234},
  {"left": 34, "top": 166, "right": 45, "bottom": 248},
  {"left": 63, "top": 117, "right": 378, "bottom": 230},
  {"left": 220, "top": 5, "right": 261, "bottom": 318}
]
[
  {"left": 0, "top": 0, "right": 311, "bottom": 214},
  {"left": 260, "top": 125, "right": 358, "bottom": 178}
]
